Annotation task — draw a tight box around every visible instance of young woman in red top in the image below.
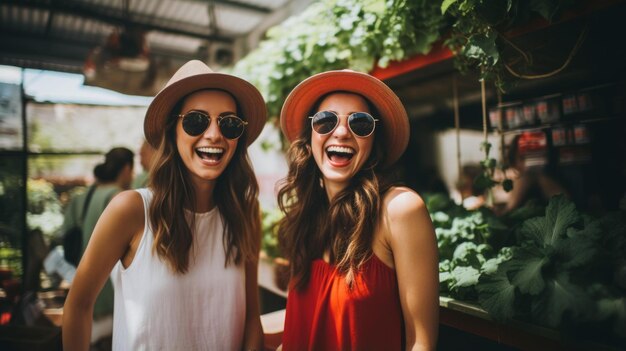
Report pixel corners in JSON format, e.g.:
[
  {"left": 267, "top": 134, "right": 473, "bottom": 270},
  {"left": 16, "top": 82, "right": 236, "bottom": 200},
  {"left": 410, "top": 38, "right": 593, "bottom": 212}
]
[{"left": 277, "top": 70, "right": 439, "bottom": 350}]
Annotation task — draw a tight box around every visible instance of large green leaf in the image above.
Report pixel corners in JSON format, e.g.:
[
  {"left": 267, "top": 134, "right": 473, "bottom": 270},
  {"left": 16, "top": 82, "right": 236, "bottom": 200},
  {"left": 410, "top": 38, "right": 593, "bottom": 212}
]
[
  {"left": 519, "top": 195, "right": 579, "bottom": 247},
  {"left": 544, "top": 195, "right": 579, "bottom": 245},
  {"left": 477, "top": 268, "right": 517, "bottom": 322},
  {"left": 531, "top": 272, "right": 592, "bottom": 327},
  {"left": 508, "top": 246, "right": 548, "bottom": 295},
  {"left": 554, "top": 222, "right": 600, "bottom": 269}
]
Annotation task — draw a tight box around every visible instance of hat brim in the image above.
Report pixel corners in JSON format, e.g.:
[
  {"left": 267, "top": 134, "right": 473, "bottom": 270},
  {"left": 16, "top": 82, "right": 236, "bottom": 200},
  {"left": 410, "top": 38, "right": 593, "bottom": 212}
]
[
  {"left": 144, "top": 72, "right": 266, "bottom": 148},
  {"left": 280, "top": 71, "right": 409, "bottom": 167}
]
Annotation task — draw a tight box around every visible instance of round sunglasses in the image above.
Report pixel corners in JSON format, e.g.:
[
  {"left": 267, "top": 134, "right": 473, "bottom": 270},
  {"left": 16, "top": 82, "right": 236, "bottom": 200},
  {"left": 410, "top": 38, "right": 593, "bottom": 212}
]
[
  {"left": 309, "top": 111, "right": 379, "bottom": 138},
  {"left": 177, "top": 110, "right": 248, "bottom": 140}
]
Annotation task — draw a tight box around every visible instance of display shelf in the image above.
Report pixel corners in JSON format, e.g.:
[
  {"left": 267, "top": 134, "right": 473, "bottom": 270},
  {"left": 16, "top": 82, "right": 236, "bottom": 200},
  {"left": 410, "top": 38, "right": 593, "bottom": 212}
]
[
  {"left": 496, "top": 116, "right": 623, "bottom": 135},
  {"left": 439, "top": 298, "right": 621, "bottom": 351}
]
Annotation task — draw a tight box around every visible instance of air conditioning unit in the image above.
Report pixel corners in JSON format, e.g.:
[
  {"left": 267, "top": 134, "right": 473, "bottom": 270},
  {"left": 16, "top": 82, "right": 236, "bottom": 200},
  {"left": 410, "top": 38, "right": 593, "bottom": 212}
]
[
  {"left": 197, "top": 42, "right": 236, "bottom": 70},
  {"left": 83, "top": 27, "right": 159, "bottom": 96}
]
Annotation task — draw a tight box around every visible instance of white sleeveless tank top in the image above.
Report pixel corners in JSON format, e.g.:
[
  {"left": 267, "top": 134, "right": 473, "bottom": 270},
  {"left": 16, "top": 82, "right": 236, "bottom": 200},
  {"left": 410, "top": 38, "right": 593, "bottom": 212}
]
[{"left": 110, "top": 188, "right": 246, "bottom": 350}]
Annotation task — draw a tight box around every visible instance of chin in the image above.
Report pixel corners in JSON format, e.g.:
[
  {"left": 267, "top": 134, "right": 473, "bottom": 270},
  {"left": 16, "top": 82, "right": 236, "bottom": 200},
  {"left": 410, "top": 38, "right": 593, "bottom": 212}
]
[
  {"left": 190, "top": 167, "right": 226, "bottom": 182},
  {"left": 320, "top": 166, "right": 355, "bottom": 184}
]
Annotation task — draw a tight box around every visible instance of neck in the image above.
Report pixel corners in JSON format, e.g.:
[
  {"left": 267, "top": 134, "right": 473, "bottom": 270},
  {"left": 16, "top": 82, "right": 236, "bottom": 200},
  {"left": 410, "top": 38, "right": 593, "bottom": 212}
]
[
  {"left": 324, "top": 179, "right": 348, "bottom": 202},
  {"left": 114, "top": 178, "right": 127, "bottom": 190},
  {"left": 191, "top": 179, "right": 217, "bottom": 213}
]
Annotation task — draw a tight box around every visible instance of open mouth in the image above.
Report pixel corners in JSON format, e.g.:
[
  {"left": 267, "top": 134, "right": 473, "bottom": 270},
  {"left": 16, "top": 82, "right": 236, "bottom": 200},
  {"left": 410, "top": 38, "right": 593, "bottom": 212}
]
[
  {"left": 326, "top": 145, "right": 355, "bottom": 164},
  {"left": 195, "top": 146, "right": 224, "bottom": 162}
]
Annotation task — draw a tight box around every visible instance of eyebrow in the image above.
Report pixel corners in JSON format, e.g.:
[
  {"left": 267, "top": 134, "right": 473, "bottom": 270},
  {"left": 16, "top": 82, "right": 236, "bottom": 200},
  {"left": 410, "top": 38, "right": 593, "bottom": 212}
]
[
  {"left": 321, "top": 110, "right": 365, "bottom": 115},
  {"left": 184, "top": 109, "right": 237, "bottom": 116}
]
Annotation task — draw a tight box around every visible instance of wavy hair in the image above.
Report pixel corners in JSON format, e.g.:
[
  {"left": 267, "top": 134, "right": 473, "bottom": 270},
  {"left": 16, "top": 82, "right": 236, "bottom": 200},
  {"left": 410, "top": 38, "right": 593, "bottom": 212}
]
[
  {"left": 148, "top": 91, "right": 260, "bottom": 274},
  {"left": 277, "top": 95, "right": 391, "bottom": 289}
]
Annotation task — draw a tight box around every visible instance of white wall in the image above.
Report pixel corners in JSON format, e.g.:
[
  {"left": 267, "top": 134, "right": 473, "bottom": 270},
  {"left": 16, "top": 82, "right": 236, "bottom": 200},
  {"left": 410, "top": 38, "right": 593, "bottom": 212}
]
[{"left": 434, "top": 129, "right": 504, "bottom": 195}]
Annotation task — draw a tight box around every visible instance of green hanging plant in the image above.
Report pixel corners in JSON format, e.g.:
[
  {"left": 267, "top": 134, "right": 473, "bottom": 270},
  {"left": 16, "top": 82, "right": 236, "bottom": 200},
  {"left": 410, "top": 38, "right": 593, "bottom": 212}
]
[
  {"left": 442, "top": 0, "right": 580, "bottom": 89},
  {"left": 232, "top": 0, "right": 446, "bottom": 120}
]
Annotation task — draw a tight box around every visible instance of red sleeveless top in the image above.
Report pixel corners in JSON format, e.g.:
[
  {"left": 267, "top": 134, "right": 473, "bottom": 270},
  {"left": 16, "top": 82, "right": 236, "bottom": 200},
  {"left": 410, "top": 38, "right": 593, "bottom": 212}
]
[{"left": 282, "top": 255, "right": 404, "bottom": 351}]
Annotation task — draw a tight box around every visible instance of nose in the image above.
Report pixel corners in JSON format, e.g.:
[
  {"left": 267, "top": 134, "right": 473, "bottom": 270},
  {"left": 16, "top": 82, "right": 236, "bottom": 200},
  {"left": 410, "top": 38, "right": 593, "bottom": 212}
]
[
  {"left": 332, "top": 115, "right": 350, "bottom": 139},
  {"left": 203, "top": 117, "right": 223, "bottom": 141}
]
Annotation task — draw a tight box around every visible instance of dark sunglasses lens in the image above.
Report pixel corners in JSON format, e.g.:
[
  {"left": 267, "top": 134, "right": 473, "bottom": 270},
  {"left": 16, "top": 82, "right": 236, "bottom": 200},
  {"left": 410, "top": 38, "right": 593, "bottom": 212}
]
[
  {"left": 311, "top": 111, "right": 338, "bottom": 135},
  {"left": 349, "top": 112, "right": 375, "bottom": 137},
  {"left": 219, "top": 115, "right": 245, "bottom": 139},
  {"left": 182, "top": 112, "right": 209, "bottom": 136}
]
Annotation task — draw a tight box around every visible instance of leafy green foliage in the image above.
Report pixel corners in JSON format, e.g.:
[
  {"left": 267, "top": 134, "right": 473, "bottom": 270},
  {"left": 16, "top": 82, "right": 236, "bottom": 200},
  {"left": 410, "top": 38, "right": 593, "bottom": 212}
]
[
  {"left": 27, "top": 179, "right": 64, "bottom": 239},
  {"left": 0, "top": 242, "right": 22, "bottom": 277},
  {"left": 476, "top": 264, "right": 516, "bottom": 321},
  {"left": 476, "top": 195, "right": 626, "bottom": 332},
  {"left": 430, "top": 192, "right": 625, "bottom": 338},
  {"left": 261, "top": 208, "right": 284, "bottom": 259},
  {"left": 426, "top": 193, "right": 511, "bottom": 300},
  {"left": 232, "top": 0, "right": 446, "bottom": 120}
]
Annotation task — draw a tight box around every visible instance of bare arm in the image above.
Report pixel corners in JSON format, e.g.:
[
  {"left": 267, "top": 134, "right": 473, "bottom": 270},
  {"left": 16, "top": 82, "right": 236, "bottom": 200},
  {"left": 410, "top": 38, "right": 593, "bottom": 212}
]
[
  {"left": 384, "top": 188, "right": 439, "bottom": 351},
  {"left": 242, "top": 259, "right": 264, "bottom": 351},
  {"left": 62, "top": 190, "right": 144, "bottom": 351},
  {"left": 242, "top": 221, "right": 263, "bottom": 351}
]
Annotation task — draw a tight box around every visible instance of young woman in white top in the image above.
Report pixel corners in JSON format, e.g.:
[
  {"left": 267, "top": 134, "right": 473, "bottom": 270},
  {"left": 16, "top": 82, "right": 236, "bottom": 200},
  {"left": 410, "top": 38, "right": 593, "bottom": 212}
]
[{"left": 63, "top": 60, "right": 267, "bottom": 351}]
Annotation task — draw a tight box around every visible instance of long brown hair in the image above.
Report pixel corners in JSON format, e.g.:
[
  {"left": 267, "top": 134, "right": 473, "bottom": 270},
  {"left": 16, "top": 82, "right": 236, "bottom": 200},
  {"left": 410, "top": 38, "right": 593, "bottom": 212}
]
[
  {"left": 277, "top": 95, "right": 391, "bottom": 289},
  {"left": 148, "top": 90, "right": 261, "bottom": 274}
]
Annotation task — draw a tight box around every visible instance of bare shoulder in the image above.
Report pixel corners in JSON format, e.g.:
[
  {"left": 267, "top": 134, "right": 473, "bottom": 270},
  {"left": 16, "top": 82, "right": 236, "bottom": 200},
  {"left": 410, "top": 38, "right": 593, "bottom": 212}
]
[
  {"left": 107, "top": 190, "right": 144, "bottom": 217},
  {"left": 81, "top": 190, "right": 146, "bottom": 268},
  {"left": 382, "top": 186, "right": 427, "bottom": 220},
  {"left": 97, "top": 190, "right": 145, "bottom": 234},
  {"left": 380, "top": 186, "right": 434, "bottom": 245}
]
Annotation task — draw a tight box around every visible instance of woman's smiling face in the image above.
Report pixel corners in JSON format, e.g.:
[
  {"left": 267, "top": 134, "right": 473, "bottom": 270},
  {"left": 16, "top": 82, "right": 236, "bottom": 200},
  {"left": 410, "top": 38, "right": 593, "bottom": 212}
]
[
  {"left": 311, "top": 92, "right": 374, "bottom": 197},
  {"left": 175, "top": 90, "right": 239, "bottom": 187}
]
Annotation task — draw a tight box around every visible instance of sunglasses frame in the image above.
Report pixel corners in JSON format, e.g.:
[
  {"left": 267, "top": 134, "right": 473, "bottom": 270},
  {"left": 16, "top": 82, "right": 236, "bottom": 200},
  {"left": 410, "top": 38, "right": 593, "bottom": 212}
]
[
  {"left": 308, "top": 111, "right": 379, "bottom": 138},
  {"left": 177, "top": 110, "right": 248, "bottom": 140}
]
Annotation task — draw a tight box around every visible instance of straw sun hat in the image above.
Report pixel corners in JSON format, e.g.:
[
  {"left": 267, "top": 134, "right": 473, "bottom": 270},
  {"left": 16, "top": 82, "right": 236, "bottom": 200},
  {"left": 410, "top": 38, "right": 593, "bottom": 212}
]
[
  {"left": 280, "top": 70, "right": 409, "bottom": 167},
  {"left": 144, "top": 60, "right": 267, "bottom": 148}
]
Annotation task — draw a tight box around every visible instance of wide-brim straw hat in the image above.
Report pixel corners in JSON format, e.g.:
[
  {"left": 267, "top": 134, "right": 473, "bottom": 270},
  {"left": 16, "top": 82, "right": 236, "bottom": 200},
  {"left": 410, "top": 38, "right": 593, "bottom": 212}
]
[
  {"left": 280, "top": 70, "right": 409, "bottom": 167},
  {"left": 144, "top": 60, "right": 267, "bottom": 148}
]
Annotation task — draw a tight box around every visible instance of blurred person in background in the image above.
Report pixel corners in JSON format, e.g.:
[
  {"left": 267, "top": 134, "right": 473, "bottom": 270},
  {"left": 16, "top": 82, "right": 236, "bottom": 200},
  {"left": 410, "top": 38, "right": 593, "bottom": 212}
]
[
  {"left": 57, "top": 146, "right": 134, "bottom": 349},
  {"left": 500, "top": 134, "right": 568, "bottom": 215},
  {"left": 455, "top": 164, "right": 486, "bottom": 210},
  {"left": 132, "top": 139, "right": 155, "bottom": 189},
  {"left": 277, "top": 70, "right": 439, "bottom": 351},
  {"left": 63, "top": 60, "right": 266, "bottom": 351}
]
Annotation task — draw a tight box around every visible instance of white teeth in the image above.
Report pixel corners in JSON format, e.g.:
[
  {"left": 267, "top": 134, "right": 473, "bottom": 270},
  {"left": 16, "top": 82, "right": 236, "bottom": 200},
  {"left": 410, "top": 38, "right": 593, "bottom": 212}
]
[
  {"left": 196, "top": 147, "right": 224, "bottom": 154},
  {"left": 326, "top": 146, "right": 355, "bottom": 154}
]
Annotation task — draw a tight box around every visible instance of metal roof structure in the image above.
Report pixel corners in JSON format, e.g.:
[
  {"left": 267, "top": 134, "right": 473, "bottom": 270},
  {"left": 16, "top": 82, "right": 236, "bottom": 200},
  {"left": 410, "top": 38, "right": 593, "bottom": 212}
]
[{"left": 0, "top": 0, "right": 306, "bottom": 76}]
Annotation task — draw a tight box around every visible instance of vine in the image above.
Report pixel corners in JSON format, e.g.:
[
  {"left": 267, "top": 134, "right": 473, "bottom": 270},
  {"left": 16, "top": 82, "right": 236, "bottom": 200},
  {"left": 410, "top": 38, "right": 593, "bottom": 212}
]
[{"left": 442, "top": 0, "right": 580, "bottom": 90}]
